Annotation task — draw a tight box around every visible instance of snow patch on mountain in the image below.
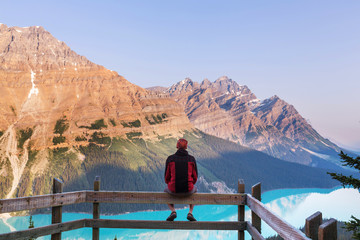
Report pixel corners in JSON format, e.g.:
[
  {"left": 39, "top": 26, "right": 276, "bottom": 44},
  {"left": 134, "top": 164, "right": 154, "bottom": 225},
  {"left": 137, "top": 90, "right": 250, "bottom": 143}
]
[
  {"left": 198, "top": 176, "right": 235, "bottom": 193},
  {"left": 28, "top": 70, "right": 39, "bottom": 99},
  {"left": 301, "top": 147, "right": 331, "bottom": 160},
  {"left": 320, "top": 140, "right": 332, "bottom": 148}
]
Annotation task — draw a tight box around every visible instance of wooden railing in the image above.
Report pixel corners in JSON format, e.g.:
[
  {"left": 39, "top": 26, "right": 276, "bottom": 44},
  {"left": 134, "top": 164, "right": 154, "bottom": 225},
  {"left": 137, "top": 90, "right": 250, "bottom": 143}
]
[{"left": 0, "top": 178, "right": 337, "bottom": 240}]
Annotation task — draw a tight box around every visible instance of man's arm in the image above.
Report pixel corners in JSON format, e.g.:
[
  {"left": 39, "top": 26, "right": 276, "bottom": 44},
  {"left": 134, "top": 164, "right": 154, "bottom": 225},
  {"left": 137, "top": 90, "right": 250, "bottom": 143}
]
[
  {"left": 164, "top": 157, "right": 171, "bottom": 184},
  {"left": 193, "top": 158, "right": 198, "bottom": 184}
]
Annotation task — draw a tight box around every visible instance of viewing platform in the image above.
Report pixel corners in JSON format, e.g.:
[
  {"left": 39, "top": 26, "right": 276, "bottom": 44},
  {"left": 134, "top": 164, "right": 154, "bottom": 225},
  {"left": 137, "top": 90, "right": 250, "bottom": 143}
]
[{"left": 0, "top": 177, "right": 337, "bottom": 240}]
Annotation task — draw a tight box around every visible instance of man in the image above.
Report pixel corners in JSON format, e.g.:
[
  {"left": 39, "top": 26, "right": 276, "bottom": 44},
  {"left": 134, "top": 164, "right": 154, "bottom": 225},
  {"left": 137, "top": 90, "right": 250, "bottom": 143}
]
[{"left": 164, "top": 138, "right": 198, "bottom": 221}]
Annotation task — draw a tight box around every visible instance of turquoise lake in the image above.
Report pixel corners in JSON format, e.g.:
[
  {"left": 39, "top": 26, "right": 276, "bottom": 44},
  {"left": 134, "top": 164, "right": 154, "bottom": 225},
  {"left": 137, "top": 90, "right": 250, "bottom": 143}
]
[{"left": 1, "top": 187, "right": 359, "bottom": 240}]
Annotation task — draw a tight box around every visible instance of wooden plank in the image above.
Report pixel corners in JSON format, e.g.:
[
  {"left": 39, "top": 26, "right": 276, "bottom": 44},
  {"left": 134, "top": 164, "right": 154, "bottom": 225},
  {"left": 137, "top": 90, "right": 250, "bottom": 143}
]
[
  {"left": 93, "top": 176, "right": 100, "bottom": 240},
  {"left": 318, "top": 218, "right": 337, "bottom": 240},
  {"left": 305, "top": 211, "right": 322, "bottom": 239},
  {"left": 246, "top": 221, "right": 265, "bottom": 240},
  {"left": 0, "top": 218, "right": 247, "bottom": 239},
  {"left": 51, "top": 178, "right": 63, "bottom": 240},
  {"left": 247, "top": 194, "right": 310, "bottom": 240},
  {"left": 0, "top": 191, "right": 86, "bottom": 213},
  {"left": 85, "top": 219, "right": 247, "bottom": 231},
  {"left": 251, "top": 182, "right": 261, "bottom": 239},
  {"left": 0, "top": 191, "right": 245, "bottom": 213},
  {"left": 238, "top": 179, "right": 245, "bottom": 240},
  {"left": 0, "top": 219, "right": 85, "bottom": 240},
  {"left": 86, "top": 191, "right": 246, "bottom": 205}
]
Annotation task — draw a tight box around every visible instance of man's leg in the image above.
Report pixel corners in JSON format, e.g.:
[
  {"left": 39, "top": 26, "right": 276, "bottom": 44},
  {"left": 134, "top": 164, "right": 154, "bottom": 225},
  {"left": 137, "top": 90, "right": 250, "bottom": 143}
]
[
  {"left": 166, "top": 204, "right": 177, "bottom": 221},
  {"left": 187, "top": 204, "right": 197, "bottom": 221},
  {"left": 168, "top": 204, "right": 175, "bottom": 212},
  {"left": 189, "top": 204, "right": 194, "bottom": 214}
]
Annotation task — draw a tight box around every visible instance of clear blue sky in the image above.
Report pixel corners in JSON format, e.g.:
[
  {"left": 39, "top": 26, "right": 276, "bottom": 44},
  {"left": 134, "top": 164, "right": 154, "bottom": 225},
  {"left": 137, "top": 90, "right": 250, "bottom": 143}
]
[{"left": 1, "top": 0, "right": 360, "bottom": 150}]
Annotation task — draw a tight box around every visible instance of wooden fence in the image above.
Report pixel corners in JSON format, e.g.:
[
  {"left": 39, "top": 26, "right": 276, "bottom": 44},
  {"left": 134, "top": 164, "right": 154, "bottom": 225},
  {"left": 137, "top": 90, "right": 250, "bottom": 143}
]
[{"left": 0, "top": 178, "right": 337, "bottom": 240}]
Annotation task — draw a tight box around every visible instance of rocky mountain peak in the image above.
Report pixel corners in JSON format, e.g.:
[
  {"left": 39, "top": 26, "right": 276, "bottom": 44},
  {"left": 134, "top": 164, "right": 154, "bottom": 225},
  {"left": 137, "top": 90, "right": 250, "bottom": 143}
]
[
  {"left": 254, "top": 95, "right": 295, "bottom": 117},
  {"left": 200, "top": 78, "right": 211, "bottom": 89},
  {"left": 213, "top": 76, "right": 233, "bottom": 87},
  {"left": 215, "top": 75, "right": 231, "bottom": 82},
  {"left": 211, "top": 76, "right": 244, "bottom": 95},
  {"left": 0, "top": 24, "right": 98, "bottom": 72},
  {"left": 259, "top": 95, "right": 279, "bottom": 105},
  {"left": 165, "top": 77, "right": 258, "bottom": 106},
  {"left": 167, "top": 77, "right": 199, "bottom": 96},
  {"left": 269, "top": 95, "right": 280, "bottom": 101},
  {"left": 182, "top": 77, "right": 193, "bottom": 84}
]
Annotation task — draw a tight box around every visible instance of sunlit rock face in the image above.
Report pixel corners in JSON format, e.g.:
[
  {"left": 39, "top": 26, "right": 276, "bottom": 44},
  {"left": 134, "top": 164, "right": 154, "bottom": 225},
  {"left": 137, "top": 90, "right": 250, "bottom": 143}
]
[
  {"left": 0, "top": 24, "right": 193, "bottom": 150},
  {"left": 0, "top": 24, "right": 195, "bottom": 199},
  {"left": 155, "top": 76, "right": 340, "bottom": 166}
]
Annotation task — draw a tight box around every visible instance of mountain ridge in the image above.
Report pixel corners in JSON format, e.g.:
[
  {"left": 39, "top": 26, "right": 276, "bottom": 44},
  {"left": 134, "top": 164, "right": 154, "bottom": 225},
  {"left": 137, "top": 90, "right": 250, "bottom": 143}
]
[{"left": 148, "top": 76, "right": 342, "bottom": 168}]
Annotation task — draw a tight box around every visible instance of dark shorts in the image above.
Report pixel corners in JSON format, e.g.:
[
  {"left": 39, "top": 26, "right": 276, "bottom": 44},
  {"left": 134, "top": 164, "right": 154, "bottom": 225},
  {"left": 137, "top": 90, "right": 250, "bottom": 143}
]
[{"left": 164, "top": 186, "right": 197, "bottom": 197}]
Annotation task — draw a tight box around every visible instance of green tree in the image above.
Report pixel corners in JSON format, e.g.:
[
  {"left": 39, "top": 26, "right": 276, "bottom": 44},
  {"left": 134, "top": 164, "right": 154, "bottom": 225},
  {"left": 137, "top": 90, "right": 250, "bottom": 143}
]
[
  {"left": 327, "top": 151, "right": 360, "bottom": 239},
  {"left": 28, "top": 215, "right": 36, "bottom": 240},
  {"left": 114, "top": 235, "right": 117, "bottom": 240}
]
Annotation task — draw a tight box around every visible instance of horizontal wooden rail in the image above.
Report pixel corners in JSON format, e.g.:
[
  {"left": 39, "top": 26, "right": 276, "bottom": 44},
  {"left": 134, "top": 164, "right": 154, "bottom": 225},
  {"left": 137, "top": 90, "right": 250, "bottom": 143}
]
[
  {"left": 85, "top": 219, "right": 247, "bottom": 230},
  {"left": 0, "top": 218, "right": 247, "bottom": 240},
  {"left": 246, "top": 221, "right": 265, "bottom": 240},
  {"left": 0, "top": 191, "right": 86, "bottom": 214},
  {"left": 247, "top": 194, "right": 310, "bottom": 240},
  {"left": 0, "top": 191, "right": 246, "bottom": 214},
  {"left": 86, "top": 191, "right": 247, "bottom": 205},
  {"left": 0, "top": 219, "right": 85, "bottom": 240}
]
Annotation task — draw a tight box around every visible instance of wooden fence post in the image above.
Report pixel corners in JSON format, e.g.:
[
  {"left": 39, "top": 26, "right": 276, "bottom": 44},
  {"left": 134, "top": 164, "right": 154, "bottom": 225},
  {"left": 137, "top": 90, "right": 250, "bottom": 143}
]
[
  {"left": 305, "top": 211, "right": 322, "bottom": 239},
  {"left": 51, "top": 178, "right": 63, "bottom": 240},
  {"left": 251, "top": 182, "right": 261, "bottom": 240},
  {"left": 93, "top": 176, "right": 100, "bottom": 240},
  {"left": 319, "top": 218, "right": 337, "bottom": 240},
  {"left": 238, "top": 179, "right": 245, "bottom": 240}
]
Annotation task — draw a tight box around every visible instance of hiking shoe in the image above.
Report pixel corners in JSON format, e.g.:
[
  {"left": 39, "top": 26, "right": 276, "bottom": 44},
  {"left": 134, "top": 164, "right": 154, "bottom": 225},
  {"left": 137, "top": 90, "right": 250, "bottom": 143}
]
[
  {"left": 187, "top": 213, "right": 197, "bottom": 221},
  {"left": 166, "top": 211, "right": 177, "bottom": 221}
]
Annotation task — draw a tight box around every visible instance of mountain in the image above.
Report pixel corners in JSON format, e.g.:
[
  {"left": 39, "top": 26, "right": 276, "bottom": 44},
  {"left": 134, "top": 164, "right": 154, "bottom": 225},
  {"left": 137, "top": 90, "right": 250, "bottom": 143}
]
[
  {"left": 154, "top": 76, "right": 342, "bottom": 168},
  {"left": 146, "top": 86, "right": 168, "bottom": 93},
  {"left": 0, "top": 24, "right": 192, "bottom": 143},
  {"left": 0, "top": 25, "right": 340, "bottom": 214},
  {"left": 0, "top": 24, "right": 192, "bottom": 199}
]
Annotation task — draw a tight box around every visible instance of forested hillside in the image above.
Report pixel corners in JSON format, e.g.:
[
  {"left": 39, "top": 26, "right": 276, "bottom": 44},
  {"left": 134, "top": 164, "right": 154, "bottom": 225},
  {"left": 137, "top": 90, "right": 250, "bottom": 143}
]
[{"left": 46, "top": 129, "right": 339, "bottom": 214}]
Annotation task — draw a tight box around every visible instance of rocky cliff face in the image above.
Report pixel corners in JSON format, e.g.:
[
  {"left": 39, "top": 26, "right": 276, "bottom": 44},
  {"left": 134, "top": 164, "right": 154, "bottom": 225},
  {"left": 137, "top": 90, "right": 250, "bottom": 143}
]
[
  {"left": 0, "top": 24, "right": 193, "bottom": 199},
  {"left": 0, "top": 24, "right": 192, "bottom": 148},
  {"left": 158, "top": 76, "right": 340, "bottom": 166}
]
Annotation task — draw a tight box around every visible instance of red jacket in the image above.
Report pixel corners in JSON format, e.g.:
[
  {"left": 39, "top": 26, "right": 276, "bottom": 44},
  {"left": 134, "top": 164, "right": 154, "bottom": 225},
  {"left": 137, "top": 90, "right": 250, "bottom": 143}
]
[{"left": 165, "top": 149, "right": 198, "bottom": 193}]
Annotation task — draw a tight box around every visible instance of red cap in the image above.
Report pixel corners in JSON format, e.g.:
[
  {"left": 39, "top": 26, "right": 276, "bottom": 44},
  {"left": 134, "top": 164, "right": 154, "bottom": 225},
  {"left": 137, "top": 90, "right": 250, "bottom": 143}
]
[{"left": 176, "top": 138, "right": 188, "bottom": 149}]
